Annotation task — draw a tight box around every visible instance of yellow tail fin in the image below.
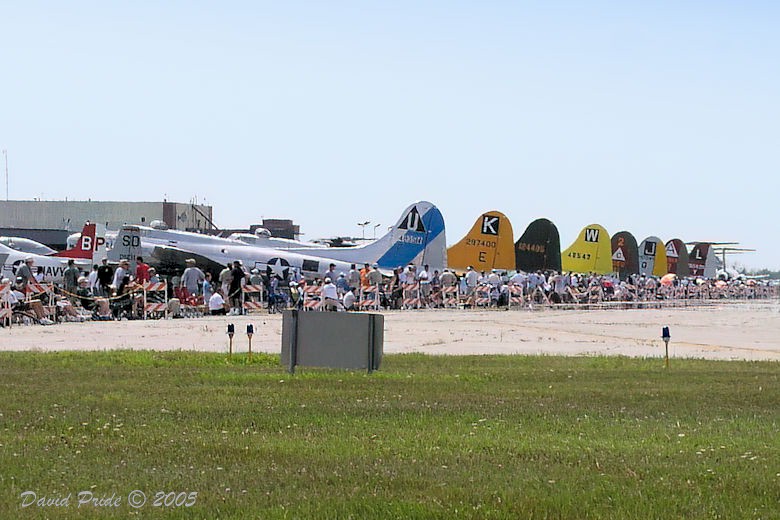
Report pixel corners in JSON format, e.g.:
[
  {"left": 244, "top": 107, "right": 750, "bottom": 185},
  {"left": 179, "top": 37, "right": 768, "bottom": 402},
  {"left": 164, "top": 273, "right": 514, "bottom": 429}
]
[
  {"left": 447, "top": 211, "right": 515, "bottom": 272},
  {"left": 561, "top": 224, "right": 613, "bottom": 274}
]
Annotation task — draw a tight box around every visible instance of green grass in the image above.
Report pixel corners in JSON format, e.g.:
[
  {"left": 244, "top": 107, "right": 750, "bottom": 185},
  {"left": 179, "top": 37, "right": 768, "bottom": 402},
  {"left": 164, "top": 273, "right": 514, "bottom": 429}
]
[{"left": 0, "top": 351, "right": 778, "bottom": 519}]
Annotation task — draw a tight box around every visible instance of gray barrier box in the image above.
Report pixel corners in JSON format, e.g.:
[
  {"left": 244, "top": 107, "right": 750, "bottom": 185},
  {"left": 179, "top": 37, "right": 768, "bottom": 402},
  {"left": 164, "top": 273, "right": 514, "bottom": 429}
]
[{"left": 281, "top": 310, "right": 383, "bottom": 373}]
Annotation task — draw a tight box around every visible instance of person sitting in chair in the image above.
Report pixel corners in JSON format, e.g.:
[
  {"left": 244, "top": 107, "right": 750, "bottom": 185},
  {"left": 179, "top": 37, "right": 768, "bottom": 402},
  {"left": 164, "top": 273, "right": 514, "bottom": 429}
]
[{"left": 3, "top": 277, "right": 54, "bottom": 325}]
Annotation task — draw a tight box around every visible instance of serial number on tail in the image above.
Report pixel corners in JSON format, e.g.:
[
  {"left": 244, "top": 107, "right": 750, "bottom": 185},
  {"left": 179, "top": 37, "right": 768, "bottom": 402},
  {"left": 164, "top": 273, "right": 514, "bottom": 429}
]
[
  {"left": 466, "top": 238, "right": 497, "bottom": 248},
  {"left": 400, "top": 234, "right": 424, "bottom": 245}
]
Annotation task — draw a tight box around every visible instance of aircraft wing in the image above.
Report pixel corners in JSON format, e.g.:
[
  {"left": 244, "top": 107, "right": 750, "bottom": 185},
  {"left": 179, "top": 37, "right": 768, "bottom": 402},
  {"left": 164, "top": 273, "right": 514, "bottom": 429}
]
[{"left": 148, "top": 245, "right": 227, "bottom": 279}]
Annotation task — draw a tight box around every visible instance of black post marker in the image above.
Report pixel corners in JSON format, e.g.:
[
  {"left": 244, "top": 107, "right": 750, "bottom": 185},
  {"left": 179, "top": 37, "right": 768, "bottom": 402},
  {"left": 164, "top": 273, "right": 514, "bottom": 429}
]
[
  {"left": 227, "top": 323, "right": 235, "bottom": 359},
  {"left": 661, "top": 326, "right": 671, "bottom": 369},
  {"left": 246, "top": 324, "right": 254, "bottom": 361}
]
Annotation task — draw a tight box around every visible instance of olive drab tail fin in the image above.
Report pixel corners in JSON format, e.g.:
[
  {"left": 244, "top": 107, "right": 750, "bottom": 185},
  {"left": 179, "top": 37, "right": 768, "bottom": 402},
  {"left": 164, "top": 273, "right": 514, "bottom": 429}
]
[{"left": 514, "top": 218, "right": 561, "bottom": 273}]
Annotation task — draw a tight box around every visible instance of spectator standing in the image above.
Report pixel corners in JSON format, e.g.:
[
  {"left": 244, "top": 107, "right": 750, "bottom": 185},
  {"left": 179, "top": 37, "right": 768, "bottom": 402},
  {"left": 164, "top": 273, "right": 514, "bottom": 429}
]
[
  {"left": 181, "top": 259, "right": 205, "bottom": 298},
  {"left": 228, "top": 260, "right": 245, "bottom": 314},
  {"left": 465, "top": 266, "right": 479, "bottom": 296},
  {"left": 135, "top": 257, "right": 150, "bottom": 284},
  {"left": 219, "top": 263, "right": 233, "bottom": 295},
  {"left": 16, "top": 257, "right": 35, "bottom": 290},
  {"left": 249, "top": 269, "right": 263, "bottom": 287},
  {"left": 97, "top": 258, "right": 113, "bottom": 297},
  {"left": 324, "top": 263, "right": 339, "bottom": 283},
  {"left": 347, "top": 264, "right": 360, "bottom": 292},
  {"left": 336, "top": 273, "right": 350, "bottom": 295},
  {"left": 112, "top": 259, "right": 130, "bottom": 290},
  {"left": 63, "top": 259, "right": 81, "bottom": 300},
  {"left": 203, "top": 272, "right": 214, "bottom": 303},
  {"left": 88, "top": 264, "right": 99, "bottom": 294}
]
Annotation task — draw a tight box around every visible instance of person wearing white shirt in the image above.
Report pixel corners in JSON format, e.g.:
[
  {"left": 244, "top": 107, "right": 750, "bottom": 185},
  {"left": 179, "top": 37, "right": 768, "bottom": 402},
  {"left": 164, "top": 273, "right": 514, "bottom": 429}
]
[
  {"left": 208, "top": 290, "right": 227, "bottom": 315},
  {"left": 509, "top": 271, "right": 526, "bottom": 287},
  {"left": 342, "top": 289, "right": 356, "bottom": 311},
  {"left": 88, "top": 265, "right": 99, "bottom": 293},
  {"left": 465, "top": 266, "right": 479, "bottom": 290},
  {"left": 320, "top": 278, "right": 344, "bottom": 311},
  {"left": 112, "top": 260, "right": 130, "bottom": 290}
]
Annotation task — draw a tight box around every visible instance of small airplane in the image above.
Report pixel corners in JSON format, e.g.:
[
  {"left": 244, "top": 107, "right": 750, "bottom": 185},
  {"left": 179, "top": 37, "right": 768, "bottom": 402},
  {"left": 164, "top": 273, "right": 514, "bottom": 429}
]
[
  {"left": 0, "top": 222, "right": 101, "bottom": 284},
  {"left": 0, "top": 221, "right": 100, "bottom": 259},
  {"left": 108, "top": 201, "right": 447, "bottom": 280},
  {"left": 0, "top": 244, "right": 93, "bottom": 285},
  {"left": 0, "top": 236, "right": 57, "bottom": 256},
  {"left": 0, "top": 222, "right": 101, "bottom": 262}
]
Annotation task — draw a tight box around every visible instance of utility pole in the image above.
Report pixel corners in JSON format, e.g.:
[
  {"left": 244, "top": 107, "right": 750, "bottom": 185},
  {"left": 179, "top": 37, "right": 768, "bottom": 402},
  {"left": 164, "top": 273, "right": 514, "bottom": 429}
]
[
  {"left": 357, "top": 221, "right": 370, "bottom": 240},
  {"left": 2, "top": 149, "right": 7, "bottom": 201}
]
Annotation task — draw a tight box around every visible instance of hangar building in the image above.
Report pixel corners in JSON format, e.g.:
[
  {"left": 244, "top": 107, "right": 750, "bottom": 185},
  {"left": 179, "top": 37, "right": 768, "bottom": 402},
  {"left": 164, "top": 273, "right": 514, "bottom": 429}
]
[{"left": 0, "top": 200, "right": 214, "bottom": 249}]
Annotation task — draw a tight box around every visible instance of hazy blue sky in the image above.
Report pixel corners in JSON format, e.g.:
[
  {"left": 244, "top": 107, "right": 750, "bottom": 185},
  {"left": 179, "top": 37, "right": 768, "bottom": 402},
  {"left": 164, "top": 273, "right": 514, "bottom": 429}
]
[{"left": 2, "top": 1, "right": 778, "bottom": 269}]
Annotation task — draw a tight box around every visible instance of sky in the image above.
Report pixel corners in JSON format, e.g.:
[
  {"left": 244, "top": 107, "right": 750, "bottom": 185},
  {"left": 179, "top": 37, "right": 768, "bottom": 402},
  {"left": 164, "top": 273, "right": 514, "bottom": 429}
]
[{"left": 2, "top": 1, "right": 779, "bottom": 269}]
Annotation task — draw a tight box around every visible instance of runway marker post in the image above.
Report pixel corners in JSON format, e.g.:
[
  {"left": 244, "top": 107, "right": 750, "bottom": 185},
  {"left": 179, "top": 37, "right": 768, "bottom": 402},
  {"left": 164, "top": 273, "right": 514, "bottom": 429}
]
[
  {"left": 246, "top": 324, "right": 254, "bottom": 361},
  {"left": 662, "top": 326, "right": 671, "bottom": 369},
  {"left": 227, "top": 323, "right": 235, "bottom": 359}
]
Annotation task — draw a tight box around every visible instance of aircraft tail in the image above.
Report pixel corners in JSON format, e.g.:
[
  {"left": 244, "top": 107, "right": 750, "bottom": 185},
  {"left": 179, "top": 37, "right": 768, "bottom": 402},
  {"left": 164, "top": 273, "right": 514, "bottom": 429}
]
[
  {"left": 561, "top": 223, "right": 613, "bottom": 274},
  {"left": 108, "top": 226, "right": 144, "bottom": 265},
  {"left": 447, "top": 211, "right": 515, "bottom": 272},
  {"left": 515, "top": 218, "right": 561, "bottom": 273},
  {"left": 372, "top": 201, "right": 447, "bottom": 272},
  {"left": 53, "top": 222, "right": 98, "bottom": 259},
  {"left": 611, "top": 231, "right": 639, "bottom": 281},
  {"left": 689, "top": 242, "right": 718, "bottom": 278},
  {"left": 91, "top": 224, "right": 108, "bottom": 264},
  {"left": 639, "top": 236, "right": 668, "bottom": 277},
  {"left": 308, "top": 201, "right": 447, "bottom": 272},
  {"left": 665, "top": 238, "right": 690, "bottom": 276}
]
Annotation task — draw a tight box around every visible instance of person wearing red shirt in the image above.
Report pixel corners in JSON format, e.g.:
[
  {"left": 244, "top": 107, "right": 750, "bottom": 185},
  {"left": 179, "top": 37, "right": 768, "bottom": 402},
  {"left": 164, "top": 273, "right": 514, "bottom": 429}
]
[{"left": 135, "top": 256, "right": 151, "bottom": 284}]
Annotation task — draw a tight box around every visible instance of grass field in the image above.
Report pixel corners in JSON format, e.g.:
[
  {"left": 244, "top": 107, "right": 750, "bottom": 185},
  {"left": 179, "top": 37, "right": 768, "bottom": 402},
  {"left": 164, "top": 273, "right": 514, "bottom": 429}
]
[{"left": 0, "top": 351, "right": 778, "bottom": 519}]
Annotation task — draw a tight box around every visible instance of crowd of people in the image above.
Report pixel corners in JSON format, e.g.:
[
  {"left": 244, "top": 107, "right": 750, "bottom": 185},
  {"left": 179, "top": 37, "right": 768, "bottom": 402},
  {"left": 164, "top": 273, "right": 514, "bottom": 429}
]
[
  {"left": 2, "top": 255, "right": 777, "bottom": 326},
  {"left": 293, "top": 264, "right": 778, "bottom": 311}
]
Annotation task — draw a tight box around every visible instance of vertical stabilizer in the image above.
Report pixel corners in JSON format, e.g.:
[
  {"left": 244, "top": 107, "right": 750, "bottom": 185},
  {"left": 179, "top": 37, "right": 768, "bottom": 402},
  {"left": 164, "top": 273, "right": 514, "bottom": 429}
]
[
  {"left": 665, "top": 239, "right": 690, "bottom": 276},
  {"left": 53, "top": 223, "right": 97, "bottom": 259},
  {"left": 638, "top": 236, "right": 668, "bottom": 276},
  {"left": 447, "top": 211, "right": 515, "bottom": 272},
  {"left": 689, "top": 243, "right": 718, "bottom": 278},
  {"left": 292, "top": 201, "right": 447, "bottom": 272},
  {"left": 515, "top": 218, "right": 561, "bottom": 272},
  {"left": 108, "top": 226, "right": 144, "bottom": 265},
  {"left": 611, "top": 231, "right": 639, "bottom": 281},
  {"left": 561, "top": 224, "right": 612, "bottom": 274}
]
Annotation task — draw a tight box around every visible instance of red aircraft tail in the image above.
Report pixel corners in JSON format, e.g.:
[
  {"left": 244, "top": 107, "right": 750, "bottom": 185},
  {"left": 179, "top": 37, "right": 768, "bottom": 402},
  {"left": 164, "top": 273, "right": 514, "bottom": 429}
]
[{"left": 53, "top": 222, "right": 97, "bottom": 259}]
